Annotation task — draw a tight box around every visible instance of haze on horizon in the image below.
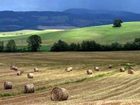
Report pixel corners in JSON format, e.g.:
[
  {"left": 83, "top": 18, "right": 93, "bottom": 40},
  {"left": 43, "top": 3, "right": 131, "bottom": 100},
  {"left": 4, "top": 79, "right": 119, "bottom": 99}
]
[{"left": 0, "top": 0, "right": 140, "bottom": 13}]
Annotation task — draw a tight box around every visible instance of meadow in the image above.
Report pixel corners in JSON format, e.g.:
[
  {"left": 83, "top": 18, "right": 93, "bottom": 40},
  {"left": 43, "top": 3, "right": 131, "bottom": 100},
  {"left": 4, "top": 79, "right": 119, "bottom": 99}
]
[
  {"left": 0, "top": 22, "right": 140, "bottom": 51},
  {"left": 0, "top": 51, "right": 140, "bottom": 105}
]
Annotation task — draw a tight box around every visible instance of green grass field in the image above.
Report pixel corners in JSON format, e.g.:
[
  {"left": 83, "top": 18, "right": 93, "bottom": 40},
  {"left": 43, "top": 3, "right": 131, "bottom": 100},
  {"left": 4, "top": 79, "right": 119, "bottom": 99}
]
[{"left": 0, "top": 22, "right": 140, "bottom": 51}]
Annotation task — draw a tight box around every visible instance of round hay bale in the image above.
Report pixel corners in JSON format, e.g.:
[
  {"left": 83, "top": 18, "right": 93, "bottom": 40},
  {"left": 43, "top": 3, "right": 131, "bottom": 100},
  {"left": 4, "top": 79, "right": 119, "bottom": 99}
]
[
  {"left": 128, "top": 69, "right": 134, "bottom": 74},
  {"left": 65, "top": 67, "right": 73, "bottom": 72},
  {"left": 95, "top": 66, "right": 100, "bottom": 71},
  {"left": 24, "top": 84, "right": 35, "bottom": 93},
  {"left": 34, "top": 67, "right": 39, "bottom": 72},
  {"left": 51, "top": 87, "right": 69, "bottom": 101},
  {"left": 120, "top": 67, "right": 125, "bottom": 72},
  {"left": 17, "top": 70, "right": 24, "bottom": 76},
  {"left": 10, "top": 65, "right": 18, "bottom": 71},
  {"left": 4, "top": 81, "right": 13, "bottom": 90},
  {"left": 87, "top": 69, "right": 93, "bottom": 75},
  {"left": 27, "top": 73, "right": 34, "bottom": 79},
  {"left": 108, "top": 64, "right": 113, "bottom": 69}
]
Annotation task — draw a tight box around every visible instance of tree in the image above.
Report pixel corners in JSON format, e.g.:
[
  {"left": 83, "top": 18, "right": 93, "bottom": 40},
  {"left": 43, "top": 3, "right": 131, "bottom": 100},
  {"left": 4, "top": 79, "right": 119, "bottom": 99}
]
[
  {"left": 101, "top": 45, "right": 112, "bottom": 51},
  {"left": 113, "top": 19, "right": 123, "bottom": 27},
  {"left": 123, "top": 38, "right": 140, "bottom": 50},
  {"left": 0, "top": 41, "right": 4, "bottom": 52},
  {"left": 81, "top": 40, "right": 101, "bottom": 51},
  {"left": 133, "top": 38, "right": 140, "bottom": 50},
  {"left": 124, "top": 42, "right": 134, "bottom": 50},
  {"left": 27, "top": 35, "right": 42, "bottom": 52},
  {"left": 69, "top": 43, "right": 81, "bottom": 51},
  {"left": 110, "top": 42, "right": 122, "bottom": 51},
  {"left": 50, "top": 38, "right": 140, "bottom": 52},
  {"left": 51, "top": 40, "right": 69, "bottom": 52},
  {"left": 6, "top": 40, "right": 17, "bottom": 52}
]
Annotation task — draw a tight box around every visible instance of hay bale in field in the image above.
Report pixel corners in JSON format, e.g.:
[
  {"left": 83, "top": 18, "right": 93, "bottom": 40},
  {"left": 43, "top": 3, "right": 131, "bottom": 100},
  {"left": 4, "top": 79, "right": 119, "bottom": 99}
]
[
  {"left": 94, "top": 66, "right": 100, "bottom": 71},
  {"left": 51, "top": 87, "right": 69, "bottom": 101},
  {"left": 65, "top": 67, "right": 73, "bottom": 72},
  {"left": 10, "top": 65, "right": 18, "bottom": 71},
  {"left": 17, "top": 70, "right": 24, "bottom": 76},
  {"left": 120, "top": 67, "right": 125, "bottom": 72},
  {"left": 4, "top": 81, "right": 13, "bottom": 90},
  {"left": 87, "top": 69, "right": 93, "bottom": 75},
  {"left": 24, "top": 84, "right": 35, "bottom": 93},
  {"left": 34, "top": 67, "right": 39, "bottom": 72},
  {"left": 108, "top": 64, "right": 113, "bottom": 69},
  {"left": 128, "top": 69, "right": 134, "bottom": 74},
  {"left": 27, "top": 73, "right": 34, "bottom": 79}
]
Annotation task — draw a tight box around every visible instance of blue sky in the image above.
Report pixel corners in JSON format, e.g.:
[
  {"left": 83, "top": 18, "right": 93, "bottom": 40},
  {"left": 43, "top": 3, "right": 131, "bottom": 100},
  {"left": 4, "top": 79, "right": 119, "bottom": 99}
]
[{"left": 0, "top": 0, "right": 140, "bottom": 13}]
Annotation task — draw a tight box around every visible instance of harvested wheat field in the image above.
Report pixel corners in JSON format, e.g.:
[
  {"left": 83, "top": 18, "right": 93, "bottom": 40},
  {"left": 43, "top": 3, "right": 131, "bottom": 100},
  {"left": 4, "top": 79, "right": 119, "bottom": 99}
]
[{"left": 0, "top": 51, "right": 140, "bottom": 105}]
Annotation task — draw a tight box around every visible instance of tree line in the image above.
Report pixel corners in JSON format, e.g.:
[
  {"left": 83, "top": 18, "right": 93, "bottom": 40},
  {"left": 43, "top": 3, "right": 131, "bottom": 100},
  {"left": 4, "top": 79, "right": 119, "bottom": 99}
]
[
  {"left": 50, "top": 38, "right": 140, "bottom": 52},
  {"left": 0, "top": 35, "right": 139, "bottom": 52},
  {"left": 0, "top": 35, "right": 42, "bottom": 52}
]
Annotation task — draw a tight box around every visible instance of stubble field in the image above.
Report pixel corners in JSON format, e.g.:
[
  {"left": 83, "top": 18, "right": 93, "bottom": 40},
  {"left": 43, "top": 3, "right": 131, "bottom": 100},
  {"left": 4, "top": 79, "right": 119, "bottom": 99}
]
[{"left": 0, "top": 51, "right": 140, "bottom": 105}]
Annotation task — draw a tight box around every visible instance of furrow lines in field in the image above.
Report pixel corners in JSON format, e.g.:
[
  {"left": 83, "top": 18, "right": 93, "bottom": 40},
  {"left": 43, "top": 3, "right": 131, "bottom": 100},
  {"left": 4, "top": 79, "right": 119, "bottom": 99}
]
[
  {"left": 72, "top": 74, "right": 140, "bottom": 100},
  {"left": 86, "top": 76, "right": 137, "bottom": 95},
  {"left": 92, "top": 77, "right": 140, "bottom": 100},
  {"left": 71, "top": 75, "right": 136, "bottom": 98},
  {"left": 108, "top": 86, "right": 140, "bottom": 100}
]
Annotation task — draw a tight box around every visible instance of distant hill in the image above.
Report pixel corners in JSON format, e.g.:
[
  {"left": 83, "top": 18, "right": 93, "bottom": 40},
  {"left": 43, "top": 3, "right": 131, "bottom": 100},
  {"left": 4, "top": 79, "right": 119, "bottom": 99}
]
[
  {"left": 0, "top": 9, "right": 140, "bottom": 31},
  {"left": 1, "top": 22, "right": 140, "bottom": 51}
]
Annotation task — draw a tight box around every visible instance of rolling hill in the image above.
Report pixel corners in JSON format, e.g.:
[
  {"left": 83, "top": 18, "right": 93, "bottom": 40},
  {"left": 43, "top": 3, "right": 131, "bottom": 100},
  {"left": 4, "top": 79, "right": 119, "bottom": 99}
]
[
  {"left": 1, "top": 9, "right": 140, "bottom": 31},
  {"left": 0, "top": 22, "right": 140, "bottom": 51}
]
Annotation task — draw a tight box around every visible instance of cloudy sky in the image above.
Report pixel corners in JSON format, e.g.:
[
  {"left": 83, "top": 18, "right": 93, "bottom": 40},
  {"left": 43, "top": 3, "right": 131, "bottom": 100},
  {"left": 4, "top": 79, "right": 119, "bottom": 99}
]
[{"left": 0, "top": 0, "right": 140, "bottom": 13}]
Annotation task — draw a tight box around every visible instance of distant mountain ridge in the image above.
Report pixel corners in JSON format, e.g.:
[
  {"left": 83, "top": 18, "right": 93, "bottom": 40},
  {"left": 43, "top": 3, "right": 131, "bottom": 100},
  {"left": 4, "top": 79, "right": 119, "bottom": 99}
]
[{"left": 0, "top": 8, "right": 140, "bottom": 31}]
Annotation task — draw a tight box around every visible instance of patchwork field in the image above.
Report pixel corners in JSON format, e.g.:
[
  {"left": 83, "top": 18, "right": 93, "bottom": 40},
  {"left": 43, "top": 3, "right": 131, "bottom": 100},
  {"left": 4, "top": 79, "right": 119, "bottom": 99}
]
[{"left": 0, "top": 51, "right": 140, "bottom": 105}]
